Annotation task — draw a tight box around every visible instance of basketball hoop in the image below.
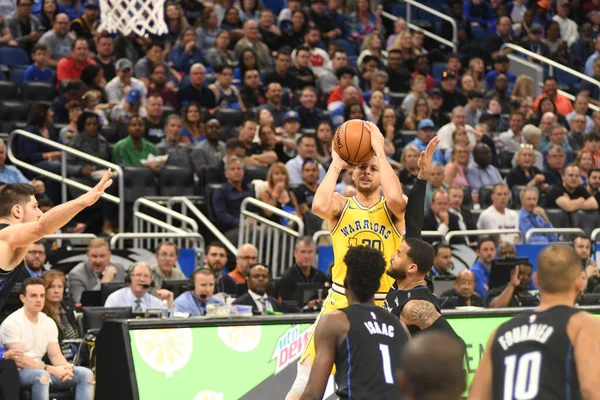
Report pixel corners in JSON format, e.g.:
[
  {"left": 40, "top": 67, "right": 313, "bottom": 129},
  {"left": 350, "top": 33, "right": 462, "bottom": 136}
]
[{"left": 98, "top": 0, "right": 168, "bottom": 37}]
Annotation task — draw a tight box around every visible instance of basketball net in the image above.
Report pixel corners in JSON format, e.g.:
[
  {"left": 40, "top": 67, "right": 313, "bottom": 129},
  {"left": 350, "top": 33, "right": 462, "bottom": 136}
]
[{"left": 98, "top": 0, "right": 168, "bottom": 37}]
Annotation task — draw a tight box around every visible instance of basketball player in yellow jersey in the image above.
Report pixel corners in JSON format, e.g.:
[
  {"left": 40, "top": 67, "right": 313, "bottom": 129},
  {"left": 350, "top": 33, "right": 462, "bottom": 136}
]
[{"left": 286, "top": 122, "right": 440, "bottom": 399}]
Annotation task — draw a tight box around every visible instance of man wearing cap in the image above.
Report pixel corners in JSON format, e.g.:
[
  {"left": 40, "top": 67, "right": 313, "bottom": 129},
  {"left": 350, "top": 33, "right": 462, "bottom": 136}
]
[
  {"left": 406, "top": 119, "right": 445, "bottom": 165},
  {"left": 70, "top": 0, "right": 99, "bottom": 40},
  {"left": 105, "top": 58, "right": 147, "bottom": 105},
  {"left": 112, "top": 116, "right": 158, "bottom": 168},
  {"left": 553, "top": 0, "right": 579, "bottom": 46},
  {"left": 518, "top": 23, "right": 551, "bottom": 61},
  {"left": 56, "top": 37, "right": 95, "bottom": 87},
  {"left": 38, "top": 13, "right": 73, "bottom": 68},
  {"left": 439, "top": 70, "right": 467, "bottom": 114},
  {"left": 428, "top": 88, "right": 450, "bottom": 128},
  {"left": 484, "top": 55, "right": 516, "bottom": 91},
  {"left": 110, "top": 87, "right": 148, "bottom": 124}
]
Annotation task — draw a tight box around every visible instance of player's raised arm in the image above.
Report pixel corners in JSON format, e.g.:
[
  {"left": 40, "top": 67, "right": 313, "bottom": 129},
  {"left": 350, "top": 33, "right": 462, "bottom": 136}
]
[
  {"left": 365, "top": 122, "right": 405, "bottom": 217},
  {"left": 312, "top": 150, "right": 348, "bottom": 221},
  {"left": 300, "top": 311, "right": 349, "bottom": 400},
  {"left": 570, "top": 312, "right": 600, "bottom": 399},
  {"left": 468, "top": 329, "right": 495, "bottom": 400},
  {"left": 0, "top": 170, "right": 113, "bottom": 248}
]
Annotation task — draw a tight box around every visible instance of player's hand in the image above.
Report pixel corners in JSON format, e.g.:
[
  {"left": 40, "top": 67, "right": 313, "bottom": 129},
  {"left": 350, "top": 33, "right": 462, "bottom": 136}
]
[
  {"left": 79, "top": 169, "right": 113, "bottom": 207},
  {"left": 331, "top": 147, "right": 350, "bottom": 171},
  {"left": 417, "top": 137, "right": 440, "bottom": 179},
  {"left": 365, "top": 121, "right": 385, "bottom": 154},
  {"left": 510, "top": 265, "right": 521, "bottom": 288}
]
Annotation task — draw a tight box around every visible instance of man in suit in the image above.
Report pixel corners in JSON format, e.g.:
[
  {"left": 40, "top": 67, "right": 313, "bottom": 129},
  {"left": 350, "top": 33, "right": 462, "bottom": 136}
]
[
  {"left": 423, "top": 189, "right": 465, "bottom": 244},
  {"left": 233, "top": 263, "right": 282, "bottom": 315},
  {"left": 447, "top": 184, "right": 477, "bottom": 244},
  {"left": 14, "top": 241, "right": 47, "bottom": 284}
]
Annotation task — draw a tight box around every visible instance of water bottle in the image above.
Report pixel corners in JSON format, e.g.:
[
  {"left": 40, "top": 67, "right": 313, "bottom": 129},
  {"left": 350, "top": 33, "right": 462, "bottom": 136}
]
[{"left": 160, "top": 300, "right": 169, "bottom": 319}]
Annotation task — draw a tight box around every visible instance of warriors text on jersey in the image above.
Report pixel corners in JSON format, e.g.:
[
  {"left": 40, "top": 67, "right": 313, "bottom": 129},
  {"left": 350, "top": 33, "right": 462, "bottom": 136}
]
[
  {"left": 335, "top": 304, "right": 408, "bottom": 399},
  {"left": 331, "top": 196, "right": 403, "bottom": 297},
  {"left": 491, "top": 305, "right": 582, "bottom": 400}
]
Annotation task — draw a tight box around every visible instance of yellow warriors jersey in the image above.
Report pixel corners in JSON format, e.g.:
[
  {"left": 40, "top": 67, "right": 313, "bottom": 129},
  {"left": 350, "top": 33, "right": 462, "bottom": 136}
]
[{"left": 330, "top": 195, "right": 403, "bottom": 296}]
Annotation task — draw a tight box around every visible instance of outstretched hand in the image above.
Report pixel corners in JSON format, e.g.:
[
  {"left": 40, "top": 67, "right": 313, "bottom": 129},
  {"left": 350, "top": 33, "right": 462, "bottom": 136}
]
[
  {"left": 80, "top": 169, "right": 113, "bottom": 207},
  {"left": 417, "top": 137, "right": 440, "bottom": 179},
  {"left": 365, "top": 121, "right": 385, "bottom": 154}
]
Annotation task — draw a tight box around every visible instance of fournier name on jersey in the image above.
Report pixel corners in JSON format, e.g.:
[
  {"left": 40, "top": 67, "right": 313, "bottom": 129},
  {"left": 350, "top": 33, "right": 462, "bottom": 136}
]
[{"left": 497, "top": 315, "right": 555, "bottom": 351}]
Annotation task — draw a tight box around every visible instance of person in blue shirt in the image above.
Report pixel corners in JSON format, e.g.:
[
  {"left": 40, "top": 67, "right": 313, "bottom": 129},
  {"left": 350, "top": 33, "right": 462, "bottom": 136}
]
[
  {"left": 405, "top": 119, "right": 446, "bottom": 166},
  {"left": 518, "top": 186, "right": 557, "bottom": 244},
  {"left": 484, "top": 55, "right": 516, "bottom": 91},
  {"left": 470, "top": 235, "right": 497, "bottom": 299},
  {"left": 23, "top": 44, "right": 54, "bottom": 84},
  {"left": 173, "top": 268, "right": 226, "bottom": 316}
]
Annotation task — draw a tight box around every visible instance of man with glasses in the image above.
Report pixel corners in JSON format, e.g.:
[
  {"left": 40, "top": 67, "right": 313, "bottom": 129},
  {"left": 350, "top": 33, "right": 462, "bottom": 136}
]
[
  {"left": 543, "top": 145, "right": 567, "bottom": 186},
  {"left": 6, "top": 0, "right": 42, "bottom": 53},
  {"left": 229, "top": 244, "right": 258, "bottom": 285},
  {"left": 150, "top": 241, "right": 185, "bottom": 290},
  {"left": 15, "top": 242, "right": 47, "bottom": 284},
  {"left": 105, "top": 262, "right": 174, "bottom": 311}
]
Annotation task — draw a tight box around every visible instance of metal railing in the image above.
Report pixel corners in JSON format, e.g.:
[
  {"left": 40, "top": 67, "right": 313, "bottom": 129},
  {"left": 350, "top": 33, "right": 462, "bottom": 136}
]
[
  {"left": 382, "top": 0, "right": 457, "bottom": 51},
  {"left": 239, "top": 197, "right": 304, "bottom": 278},
  {"left": 44, "top": 233, "right": 97, "bottom": 248},
  {"left": 500, "top": 43, "right": 600, "bottom": 96},
  {"left": 8, "top": 129, "right": 125, "bottom": 232},
  {"left": 133, "top": 198, "right": 199, "bottom": 250},
  {"left": 167, "top": 196, "right": 238, "bottom": 256},
  {"left": 525, "top": 228, "right": 585, "bottom": 243},
  {"left": 445, "top": 229, "right": 523, "bottom": 243},
  {"left": 591, "top": 228, "right": 600, "bottom": 242}
]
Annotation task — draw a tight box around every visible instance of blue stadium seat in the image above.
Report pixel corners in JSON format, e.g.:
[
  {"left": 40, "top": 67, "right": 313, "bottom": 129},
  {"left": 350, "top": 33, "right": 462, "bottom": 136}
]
[
  {"left": 0, "top": 81, "right": 17, "bottom": 101},
  {"left": 555, "top": 69, "right": 580, "bottom": 92},
  {"left": 471, "top": 26, "right": 489, "bottom": 42},
  {"left": 331, "top": 39, "right": 357, "bottom": 57},
  {"left": 22, "top": 82, "right": 55, "bottom": 101},
  {"left": 159, "top": 166, "right": 195, "bottom": 196},
  {"left": 391, "top": 3, "right": 406, "bottom": 18},
  {"left": 9, "top": 67, "right": 25, "bottom": 86},
  {"left": 0, "top": 47, "right": 29, "bottom": 67}
]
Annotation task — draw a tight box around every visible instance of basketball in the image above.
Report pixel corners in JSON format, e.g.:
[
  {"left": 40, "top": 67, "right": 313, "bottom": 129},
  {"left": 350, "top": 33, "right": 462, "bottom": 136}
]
[{"left": 333, "top": 119, "right": 374, "bottom": 165}]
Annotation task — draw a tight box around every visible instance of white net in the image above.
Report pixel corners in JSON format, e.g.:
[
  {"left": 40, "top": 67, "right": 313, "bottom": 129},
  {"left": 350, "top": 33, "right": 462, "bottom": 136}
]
[{"left": 98, "top": 0, "right": 168, "bottom": 37}]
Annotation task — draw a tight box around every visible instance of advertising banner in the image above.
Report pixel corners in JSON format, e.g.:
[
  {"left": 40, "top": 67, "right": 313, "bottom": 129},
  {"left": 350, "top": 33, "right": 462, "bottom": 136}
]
[{"left": 129, "top": 314, "right": 516, "bottom": 399}]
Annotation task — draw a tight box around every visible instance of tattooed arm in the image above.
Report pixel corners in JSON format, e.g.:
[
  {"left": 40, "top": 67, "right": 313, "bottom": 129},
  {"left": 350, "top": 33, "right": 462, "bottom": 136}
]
[{"left": 399, "top": 300, "right": 440, "bottom": 330}]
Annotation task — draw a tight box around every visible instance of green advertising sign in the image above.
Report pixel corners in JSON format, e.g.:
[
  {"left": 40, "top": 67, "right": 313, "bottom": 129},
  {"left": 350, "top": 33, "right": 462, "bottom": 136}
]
[{"left": 128, "top": 315, "right": 509, "bottom": 399}]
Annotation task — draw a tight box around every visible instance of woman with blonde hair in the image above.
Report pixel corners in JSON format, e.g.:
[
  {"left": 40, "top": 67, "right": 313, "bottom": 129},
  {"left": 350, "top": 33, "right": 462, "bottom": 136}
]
[
  {"left": 398, "top": 144, "right": 420, "bottom": 186},
  {"left": 512, "top": 75, "right": 534, "bottom": 106},
  {"left": 402, "top": 94, "right": 431, "bottom": 130},
  {"left": 506, "top": 144, "right": 547, "bottom": 190},
  {"left": 392, "top": 31, "right": 416, "bottom": 70},
  {"left": 357, "top": 30, "right": 388, "bottom": 68},
  {"left": 258, "top": 162, "right": 300, "bottom": 220},
  {"left": 467, "top": 57, "right": 485, "bottom": 91}
]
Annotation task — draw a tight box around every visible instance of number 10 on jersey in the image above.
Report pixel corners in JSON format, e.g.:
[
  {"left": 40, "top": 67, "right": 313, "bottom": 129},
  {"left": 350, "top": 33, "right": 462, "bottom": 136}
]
[{"left": 503, "top": 351, "right": 542, "bottom": 400}]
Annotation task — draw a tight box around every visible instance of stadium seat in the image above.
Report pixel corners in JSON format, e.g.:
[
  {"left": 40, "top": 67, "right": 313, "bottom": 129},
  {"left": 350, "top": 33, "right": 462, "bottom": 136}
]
[
  {"left": 498, "top": 152, "right": 514, "bottom": 169},
  {"left": 123, "top": 166, "right": 158, "bottom": 203},
  {"left": 215, "top": 108, "right": 245, "bottom": 140},
  {"left": 21, "top": 82, "right": 55, "bottom": 102},
  {"left": 9, "top": 67, "right": 25, "bottom": 86},
  {"left": 0, "top": 81, "right": 19, "bottom": 101},
  {"left": 544, "top": 208, "right": 570, "bottom": 228},
  {"left": 331, "top": 39, "right": 357, "bottom": 57},
  {"left": 159, "top": 166, "right": 195, "bottom": 196},
  {"left": 204, "top": 183, "right": 223, "bottom": 223},
  {"left": 462, "top": 187, "right": 473, "bottom": 209},
  {"left": 470, "top": 26, "right": 489, "bottom": 42},
  {"left": 0, "top": 101, "right": 30, "bottom": 122},
  {"left": 570, "top": 211, "right": 600, "bottom": 237},
  {"left": 100, "top": 124, "right": 122, "bottom": 143},
  {"left": 162, "top": 105, "right": 176, "bottom": 119},
  {"left": 510, "top": 185, "right": 527, "bottom": 210},
  {"left": 0, "top": 47, "right": 29, "bottom": 67},
  {"left": 0, "top": 70, "right": 7, "bottom": 81},
  {"left": 478, "top": 185, "right": 495, "bottom": 209},
  {"left": 432, "top": 62, "right": 446, "bottom": 80},
  {"left": 555, "top": 69, "right": 580, "bottom": 92},
  {"left": 245, "top": 166, "right": 269, "bottom": 182}
]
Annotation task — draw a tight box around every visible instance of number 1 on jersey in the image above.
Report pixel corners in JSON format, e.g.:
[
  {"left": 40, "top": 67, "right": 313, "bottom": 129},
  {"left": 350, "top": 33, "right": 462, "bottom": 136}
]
[
  {"left": 503, "top": 351, "right": 542, "bottom": 400},
  {"left": 378, "top": 343, "right": 394, "bottom": 384}
]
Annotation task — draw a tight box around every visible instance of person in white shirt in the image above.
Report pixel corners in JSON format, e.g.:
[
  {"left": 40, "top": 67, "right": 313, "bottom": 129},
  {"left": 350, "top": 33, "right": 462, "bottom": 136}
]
[
  {"left": 104, "top": 262, "right": 174, "bottom": 312},
  {"left": 477, "top": 183, "right": 520, "bottom": 243},
  {"left": 552, "top": 0, "right": 579, "bottom": 46},
  {"left": 285, "top": 135, "right": 326, "bottom": 185},
  {"left": 0, "top": 277, "right": 94, "bottom": 399},
  {"left": 291, "top": 27, "right": 331, "bottom": 78},
  {"left": 436, "top": 106, "right": 476, "bottom": 151},
  {"left": 104, "top": 58, "right": 148, "bottom": 106}
]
